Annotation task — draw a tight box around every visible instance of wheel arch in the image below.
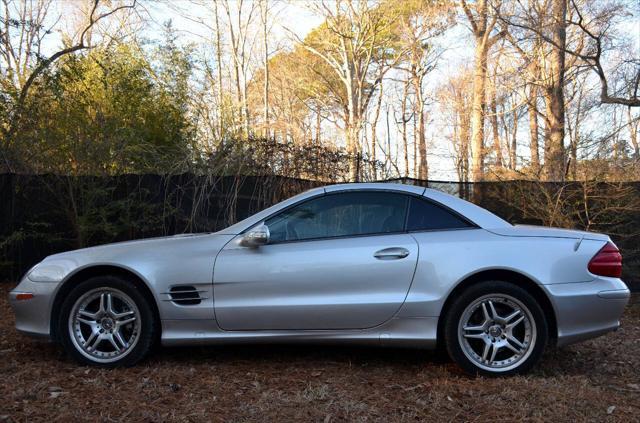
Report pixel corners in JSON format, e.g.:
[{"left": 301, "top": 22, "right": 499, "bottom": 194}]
[
  {"left": 437, "top": 269, "right": 557, "bottom": 345},
  {"left": 50, "top": 264, "right": 160, "bottom": 342}
]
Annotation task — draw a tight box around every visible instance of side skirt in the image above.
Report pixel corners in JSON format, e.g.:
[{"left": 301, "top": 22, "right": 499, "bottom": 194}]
[{"left": 160, "top": 317, "right": 438, "bottom": 349}]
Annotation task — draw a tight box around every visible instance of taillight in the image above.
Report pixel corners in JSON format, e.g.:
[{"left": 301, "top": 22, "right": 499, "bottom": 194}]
[{"left": 588, "top": 242, "right": 622, "bottom": 278}]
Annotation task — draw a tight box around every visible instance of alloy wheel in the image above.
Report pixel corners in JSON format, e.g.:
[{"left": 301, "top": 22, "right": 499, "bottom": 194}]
[
  {"left": 68, "top": 287, "right": 141, "bottom": 363},
  {"left": 457, "top": 293, "right": 536, "bottom": 372}
]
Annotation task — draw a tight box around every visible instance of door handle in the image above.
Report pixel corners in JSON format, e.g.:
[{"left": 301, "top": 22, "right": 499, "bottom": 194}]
[{"left": 374, "top": 247, "right": 410, "bottom": 260}]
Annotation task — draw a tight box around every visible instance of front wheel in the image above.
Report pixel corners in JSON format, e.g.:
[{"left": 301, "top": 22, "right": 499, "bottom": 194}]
[
  {"left": 58, "top": 276, "right": 157, "bottom": 367},
  {"left": 444, "top": 281, "right": 548, "bottom": 376}
]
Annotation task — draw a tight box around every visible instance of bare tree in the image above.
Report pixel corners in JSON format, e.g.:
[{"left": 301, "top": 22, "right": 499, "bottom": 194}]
[
  {"left": 222, "top": 0, "right": 258, "bottom": 137},
  {"left": 500, "top": 0, "right": 571, "bottom": 180},
  {"left": 460, "top": 0, "right": 504, "bottom": 182},
  {"left": 507, "top": 0, "right": 639, "bottom": 108},
  {"left": 395, "top": 2, "right": 451, "bottom": 179},
  {"left": 292, "top": 0, "right": 405, "bottom": 180},
  {"left": 259, "top": 0, "right": 270, "bottom": 138},
  {"left": 439, "top": 69, "right": 473, "bottom": 185},
  {"left": 213, "top": 1, "right": 225, "bottom": 140}
]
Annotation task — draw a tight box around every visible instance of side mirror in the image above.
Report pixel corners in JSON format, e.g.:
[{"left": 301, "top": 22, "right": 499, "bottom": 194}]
[{"left": 240, "top": 224, "right": 270, "bottom": 248}]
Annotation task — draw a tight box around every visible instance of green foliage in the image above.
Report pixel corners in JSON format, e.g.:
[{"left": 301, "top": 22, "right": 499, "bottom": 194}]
[
  {"left": 73, "top": 184, "right": 169, "bottom": 246},
  {"left": 7, "top": 39, "right": 196, "bottom": 175}
]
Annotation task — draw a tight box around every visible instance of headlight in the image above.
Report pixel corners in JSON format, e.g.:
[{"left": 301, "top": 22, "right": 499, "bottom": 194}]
[{"left": 27, "top": 259, "right": 75, "bottom": 282}]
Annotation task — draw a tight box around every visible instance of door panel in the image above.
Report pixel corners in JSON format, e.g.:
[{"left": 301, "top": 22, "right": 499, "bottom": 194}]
[{"left": 213, "top": 234, "right": 419, "bottom": 330}]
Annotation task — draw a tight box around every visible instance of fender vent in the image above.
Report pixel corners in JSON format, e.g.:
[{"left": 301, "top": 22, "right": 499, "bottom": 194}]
[{"left": 168, "top": 285, "right": 202, "bottom": 305}]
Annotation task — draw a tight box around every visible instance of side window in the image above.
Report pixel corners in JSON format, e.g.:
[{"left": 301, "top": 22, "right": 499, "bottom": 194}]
[
  {"left": 265, "top": 192, "right": 409, "bottom": 242},
  {"left": 407, "top": 197, "right": 473, "bottom": 231}
]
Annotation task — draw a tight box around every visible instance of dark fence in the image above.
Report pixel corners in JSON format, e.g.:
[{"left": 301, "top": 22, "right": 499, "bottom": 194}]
[{"left": 1, "top": 173, "right": 638, "bottom": 290}]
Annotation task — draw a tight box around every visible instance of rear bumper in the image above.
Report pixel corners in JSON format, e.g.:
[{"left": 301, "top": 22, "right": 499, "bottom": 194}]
[
  {"left": 9, "top": 277, "right": 58, "bottom": 340},
  {"left": 544, "top": 277, "right": 630, "bottom": 347}
]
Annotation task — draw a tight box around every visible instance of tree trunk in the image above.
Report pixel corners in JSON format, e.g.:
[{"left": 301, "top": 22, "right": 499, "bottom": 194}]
[
  {"left": 346, "top": 122, "right": 360, "bottom": 181},
  {"left": 344, "top": 55, "right": 360, "bottom": 181},
  {"left": 413, "top": 109, "right": 418, "bottom": 179},
  {"left": 226, "top": 12, "right": 242, "bottom": 130},
  {"left": 489, "top": 77, "right": 503, "bottom": 168},
  {"left": 261, "top": 0, "right": 269, "bottom": 138},
  {"left": 413, "top": 75, "right": 428, "bottom": 179},
  {"left": 316, "top": 105, "right": 322, "bottom": 145},
  {"left": 370, "top": 85, "right": 384, "bottom": 180},
  {"left": 401, "top": 80, "right": 410, "bottom": 178},
  {"left": 214, "top": 2, "right": 224, "bottom": 141},
  {"left": 527, "top": 85, "right": 540, "bottom": 174},
  {"left": 510, "top": 111, "right": 518, "bottom": 170},
  {"left": 543, "top": 0, "right": 567, "bottom": 181},
  {"left": 627, "top": 107, "right": 639, "bottom": 158},
  {"left": 471, "top": 36, "right": 488, "bottom": 182},
  {"left": 459, "top": 104, "right": 471, "bottom": 198}
]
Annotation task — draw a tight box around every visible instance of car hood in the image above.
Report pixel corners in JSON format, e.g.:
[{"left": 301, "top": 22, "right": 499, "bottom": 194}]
[
  {"left": 31, "top": 231, "right": 234, "bottom": 281},
  {"left": 46, "top": 233, "right": 214, "bottom": 259},
  {"left": 486, "top": 225, "right": 610, "bottom": 242}
]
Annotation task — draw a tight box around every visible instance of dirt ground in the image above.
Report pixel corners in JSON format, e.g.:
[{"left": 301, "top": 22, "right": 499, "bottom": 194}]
[{"left": 1, "top": 283, "right": 639, "bottom": 422}]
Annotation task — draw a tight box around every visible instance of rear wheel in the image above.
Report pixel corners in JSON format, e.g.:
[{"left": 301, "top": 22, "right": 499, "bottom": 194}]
[
  {"left": 444, "top": 281, "right": 548, "bottom": 376},
  {"left": 58, "top": 276, "right": 157, "bottom": 367}
]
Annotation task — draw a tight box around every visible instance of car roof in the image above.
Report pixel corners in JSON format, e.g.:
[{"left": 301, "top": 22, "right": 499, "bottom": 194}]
[{"left": 323, "top": 182, "right": 426, "bottom": 195}]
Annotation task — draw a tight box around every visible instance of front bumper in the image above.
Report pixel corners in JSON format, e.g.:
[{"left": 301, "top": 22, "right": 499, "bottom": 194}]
[
  {"left": 9, "top": 277, "right": 59, "bottom": 340},
  {"left": 544, "top": 277, "right": 630, "bottom": 347}
]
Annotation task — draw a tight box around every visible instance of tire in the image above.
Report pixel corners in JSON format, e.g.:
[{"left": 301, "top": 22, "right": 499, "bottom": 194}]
[
  {"left": 443, "top": 281, "right": 548, "bottom": 376},
  {"left": 58, "top": 275, "right": 157, "bottom": 367}
]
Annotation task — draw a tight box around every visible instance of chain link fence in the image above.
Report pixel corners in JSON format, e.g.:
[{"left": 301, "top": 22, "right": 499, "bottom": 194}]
[{"left": 1, "top": 174, "right": 638, "bottom": 290}]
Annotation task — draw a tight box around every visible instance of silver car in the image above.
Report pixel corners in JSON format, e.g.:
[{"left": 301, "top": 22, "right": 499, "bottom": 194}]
[{"left": 9, "top": 183, "right": 630, "bottom": 376}]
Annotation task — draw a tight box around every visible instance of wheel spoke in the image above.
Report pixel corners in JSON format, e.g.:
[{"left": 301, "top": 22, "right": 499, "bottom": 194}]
[
  {"left": 463, "top": 323, "right": 486, "bottom": 332},
  {"left": 106, "top": 293, "right": 114, "bottom": 314},
  {"left": 76, "top": 316, "right": 96, "bottom": 326},
  {"left": 98, "top": 293, "right": 106, "bottom": 313},
  {"left": 481, "top": 303, "right": 491, "bottom": 322},
  {"left": 464, "top": 332, "right": 485, "bottom": 339},
  {"left": 488, "top": 301, "right": 499, "bottom": 320},
  {"left": 88, "top": 333, "right": 102, "bottom": 350},
  {"left": 107, "top": 334, "right": 121, "bottom": 352},
  {"left": 116, "top": 317, "right": 136, "bottom": 327},
  {"left": 507, "top": 335, "right": 525, "bottom": 349},
  {"left": 113, "top": 330, "right": 128, "bottom": 349},
  {"left": 489, "top": 344, "right": 499, "bottom": 363},
  {"left": 504, "top": 309, "right": 521, "bottom": 323},
  {"left": 481, "top": 342, "right": 491, "bottom": 362},
  {"left": 84, "top": 330, "right": 98, "bottom": 347},
  {"left": 504, "top": 340, "right": 522, "bottom": 355},
  {"left": 113, "top": 310, "right": 135, "bottom": 320},
  {"left": 506, "top": 315, "right": 525, "bottom": 329},
  {"left": 78, "top": 309, "right": 98, "bottom": 319}
]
